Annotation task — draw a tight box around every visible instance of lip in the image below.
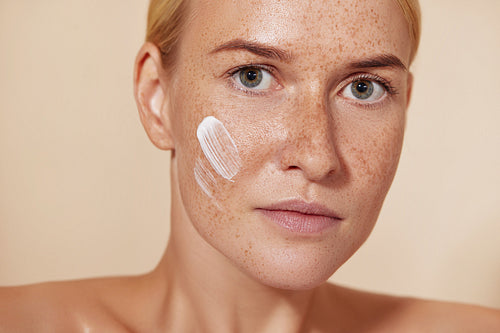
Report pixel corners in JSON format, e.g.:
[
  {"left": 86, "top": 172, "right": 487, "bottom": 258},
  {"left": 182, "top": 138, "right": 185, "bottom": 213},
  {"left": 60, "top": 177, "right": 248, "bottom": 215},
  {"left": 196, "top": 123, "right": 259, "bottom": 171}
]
[{"left": 257, "top": 200, "right": 343, "bottom": 234}]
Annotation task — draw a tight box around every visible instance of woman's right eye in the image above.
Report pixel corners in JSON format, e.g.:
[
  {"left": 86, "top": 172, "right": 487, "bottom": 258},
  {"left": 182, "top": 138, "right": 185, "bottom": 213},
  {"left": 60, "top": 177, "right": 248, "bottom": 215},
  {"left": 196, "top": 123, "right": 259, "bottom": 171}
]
[{"left": 231, "top": 67, "right": 276, "bottom": 91}]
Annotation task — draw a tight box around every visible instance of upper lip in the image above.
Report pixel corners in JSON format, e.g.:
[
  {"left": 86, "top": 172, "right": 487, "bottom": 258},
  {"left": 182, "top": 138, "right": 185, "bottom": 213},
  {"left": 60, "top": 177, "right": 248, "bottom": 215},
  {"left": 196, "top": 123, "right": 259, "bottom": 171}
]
[{"left": 258, "top": 199, "right": 343, "bottom": 220}]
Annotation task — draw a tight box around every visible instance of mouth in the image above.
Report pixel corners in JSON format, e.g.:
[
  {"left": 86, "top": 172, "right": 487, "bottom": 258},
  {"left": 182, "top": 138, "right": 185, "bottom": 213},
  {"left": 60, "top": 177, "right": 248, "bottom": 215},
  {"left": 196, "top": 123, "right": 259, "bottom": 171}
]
[{"left": 256, "top": 200, "right": 343, "bottom": 234}]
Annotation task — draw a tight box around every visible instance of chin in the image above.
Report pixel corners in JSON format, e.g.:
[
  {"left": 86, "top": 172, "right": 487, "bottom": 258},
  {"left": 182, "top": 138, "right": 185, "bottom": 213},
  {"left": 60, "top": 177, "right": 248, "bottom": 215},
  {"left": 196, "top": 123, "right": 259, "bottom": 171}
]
[
  {"left": 236, "top": 248, "right": 349, "bottom": 291},
  {"left": 251, "top": 266, "right": 337, "bottom": 291}
]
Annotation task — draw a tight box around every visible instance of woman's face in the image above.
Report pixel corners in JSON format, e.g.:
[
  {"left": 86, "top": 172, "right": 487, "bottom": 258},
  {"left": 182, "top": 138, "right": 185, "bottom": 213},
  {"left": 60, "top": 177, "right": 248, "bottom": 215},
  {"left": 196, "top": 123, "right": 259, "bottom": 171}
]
[{"left": 166, "top": 0, "right": 412, "bottom": 289}]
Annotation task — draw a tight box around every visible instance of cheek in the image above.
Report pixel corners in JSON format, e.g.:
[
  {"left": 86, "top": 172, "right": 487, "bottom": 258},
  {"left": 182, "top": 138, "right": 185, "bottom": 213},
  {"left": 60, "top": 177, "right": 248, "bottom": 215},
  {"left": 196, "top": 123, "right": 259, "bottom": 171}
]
[
  {"left": 172, "top": 90, "right": 254, "bottom": 239},
  {"left": 353, "top": 125, "right": 403, "bottom": 180},
  {"left": 343, "top": 114, "right": 405, "bottom": 216},
  {"left": 174, "top": 91, "right": 281, "bottom": 198},
  {"left": 194, "top": 116, "right": 241, "bottom": 202}
]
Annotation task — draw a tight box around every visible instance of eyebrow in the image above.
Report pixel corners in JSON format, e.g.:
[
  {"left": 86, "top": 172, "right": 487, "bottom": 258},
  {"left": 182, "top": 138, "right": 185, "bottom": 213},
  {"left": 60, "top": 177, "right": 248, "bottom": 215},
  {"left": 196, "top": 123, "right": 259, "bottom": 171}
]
[
  {"left": 210, "top": 39, "right": 407, "bottom": 71},
  {"left": 348, "top": 54, "right": 408, "bottom": 72},
  {"left": 209, "top": 39, "right": 293, "bottom": 62}
]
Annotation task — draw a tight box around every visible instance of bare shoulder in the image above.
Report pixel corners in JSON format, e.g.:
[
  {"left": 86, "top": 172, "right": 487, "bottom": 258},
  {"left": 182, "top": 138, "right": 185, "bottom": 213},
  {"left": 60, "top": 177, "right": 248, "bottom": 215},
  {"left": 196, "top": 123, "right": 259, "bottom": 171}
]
[
  {"left": 326, "top": 284, "right": 500, "bottom": 333},
  {"left": 404, "top": 297, "right": 500, "bottom": 333},
  {"left": 0, "top": 276, "right": 141, "bottom": 333}
]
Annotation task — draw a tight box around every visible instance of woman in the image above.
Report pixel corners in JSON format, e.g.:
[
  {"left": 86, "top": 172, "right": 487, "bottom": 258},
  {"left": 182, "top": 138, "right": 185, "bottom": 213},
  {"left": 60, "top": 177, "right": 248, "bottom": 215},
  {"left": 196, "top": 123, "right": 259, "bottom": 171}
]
[{"left": 1, "top": 0, "right": 499, "bottom": 331}]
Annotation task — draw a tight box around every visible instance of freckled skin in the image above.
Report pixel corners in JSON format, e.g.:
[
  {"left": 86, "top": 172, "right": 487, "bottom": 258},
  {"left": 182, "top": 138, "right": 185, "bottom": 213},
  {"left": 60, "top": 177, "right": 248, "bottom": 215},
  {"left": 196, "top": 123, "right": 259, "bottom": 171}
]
[
  {"left": 2, "top": 0, "right": 500, "bottom": 332},
  {"left": 171, "top": 0, "right": 409, "bottom": 290}
]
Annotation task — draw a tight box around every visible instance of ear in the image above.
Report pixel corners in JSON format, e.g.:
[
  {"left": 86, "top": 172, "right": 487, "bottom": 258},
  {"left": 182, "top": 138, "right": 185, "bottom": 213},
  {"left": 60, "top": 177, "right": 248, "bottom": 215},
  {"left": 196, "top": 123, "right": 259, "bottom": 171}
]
[
  {"left": 133, "top": 42, "right": 174, "bottom": 150},
  {"left": 406, "top": 72, "right": 414, "bottom": 108}
]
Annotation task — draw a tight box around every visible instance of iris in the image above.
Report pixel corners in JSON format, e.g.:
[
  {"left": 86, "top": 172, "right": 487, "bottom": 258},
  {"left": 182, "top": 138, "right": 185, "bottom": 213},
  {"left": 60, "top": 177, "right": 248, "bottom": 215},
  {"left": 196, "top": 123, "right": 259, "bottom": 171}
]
[
  {"left": 351, "top": 80, "right": 374, "bottom": 100},
  {"left": 239, "top": 68, "right": 263, "bottom": 88}
]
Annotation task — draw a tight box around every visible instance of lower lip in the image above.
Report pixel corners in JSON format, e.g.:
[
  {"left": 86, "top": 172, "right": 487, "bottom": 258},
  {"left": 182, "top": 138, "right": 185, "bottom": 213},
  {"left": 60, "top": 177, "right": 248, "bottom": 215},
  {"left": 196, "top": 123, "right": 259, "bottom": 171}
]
[{"left": 258, "top": 209, "right": 339, "bottom": 234}]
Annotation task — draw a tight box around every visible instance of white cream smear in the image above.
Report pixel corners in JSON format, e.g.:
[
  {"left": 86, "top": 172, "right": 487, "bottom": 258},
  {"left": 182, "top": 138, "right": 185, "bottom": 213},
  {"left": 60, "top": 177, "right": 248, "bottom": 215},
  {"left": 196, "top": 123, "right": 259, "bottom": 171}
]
[
  {"left": 195, "top": 116, "right": 241, "bottom": 200},
  {"left": 194, "top": 159, "right": 216, "bottom": 198}
]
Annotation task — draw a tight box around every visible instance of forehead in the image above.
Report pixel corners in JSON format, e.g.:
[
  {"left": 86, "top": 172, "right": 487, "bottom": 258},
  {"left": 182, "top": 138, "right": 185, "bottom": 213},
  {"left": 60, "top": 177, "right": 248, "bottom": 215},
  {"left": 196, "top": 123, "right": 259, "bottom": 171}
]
[{"left": 185, "top": 0, "right": 412, "bottom": 66}]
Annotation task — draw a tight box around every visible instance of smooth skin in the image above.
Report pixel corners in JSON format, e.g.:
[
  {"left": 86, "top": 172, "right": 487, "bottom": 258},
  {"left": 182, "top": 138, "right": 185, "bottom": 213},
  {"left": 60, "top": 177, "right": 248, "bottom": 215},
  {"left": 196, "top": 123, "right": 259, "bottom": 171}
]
[{"left": 1, "top": 0, "right": 500, "bottom": 332}]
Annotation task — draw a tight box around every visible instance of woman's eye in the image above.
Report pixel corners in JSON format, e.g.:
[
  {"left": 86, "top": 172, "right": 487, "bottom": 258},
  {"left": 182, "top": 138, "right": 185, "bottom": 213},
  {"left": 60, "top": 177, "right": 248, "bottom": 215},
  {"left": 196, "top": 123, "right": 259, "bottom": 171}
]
[
  {"left": 342, "top": 79, "right": 386, "bottom": 102},
  {"left": 232, "top": 67, "right": 273, "bottom": 90}
]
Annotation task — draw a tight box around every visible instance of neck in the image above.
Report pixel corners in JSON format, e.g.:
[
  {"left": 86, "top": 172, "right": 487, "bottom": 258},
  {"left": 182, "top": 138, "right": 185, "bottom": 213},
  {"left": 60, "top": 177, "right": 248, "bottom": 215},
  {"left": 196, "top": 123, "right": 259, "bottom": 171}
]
[
  {"left": 148, "top": 181, "right": 319, "bottom": 333},
  {"left": 155, "top": 244, "right": 317, "bottom": 333}
]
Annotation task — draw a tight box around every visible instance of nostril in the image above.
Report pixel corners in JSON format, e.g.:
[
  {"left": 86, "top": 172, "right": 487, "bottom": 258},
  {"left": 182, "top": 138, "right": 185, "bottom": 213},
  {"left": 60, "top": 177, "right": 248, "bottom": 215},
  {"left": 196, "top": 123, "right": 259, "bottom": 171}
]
[{"left": 281, "top": 148, "right": 340, "bottom": 182}]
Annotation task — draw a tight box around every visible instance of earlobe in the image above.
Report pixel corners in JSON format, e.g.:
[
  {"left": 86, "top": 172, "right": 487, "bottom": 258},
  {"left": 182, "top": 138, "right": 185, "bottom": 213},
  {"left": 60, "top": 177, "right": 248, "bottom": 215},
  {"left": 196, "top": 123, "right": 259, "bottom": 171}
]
[{"left": 134, "top": 42, "right": 175, "bottom": 151}]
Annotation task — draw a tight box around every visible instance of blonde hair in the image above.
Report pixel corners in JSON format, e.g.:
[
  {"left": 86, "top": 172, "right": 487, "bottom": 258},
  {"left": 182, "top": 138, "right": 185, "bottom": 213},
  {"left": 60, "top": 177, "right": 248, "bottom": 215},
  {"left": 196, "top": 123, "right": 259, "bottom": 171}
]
[
  {"left": 394, "top": 0, "right": 422, "bottom": 63},
  {"left": 145, "top": 0, "right": 421, "bottom": 65},
  {"left": 145, "top": 0, "right": 186, "bottom": 69}
]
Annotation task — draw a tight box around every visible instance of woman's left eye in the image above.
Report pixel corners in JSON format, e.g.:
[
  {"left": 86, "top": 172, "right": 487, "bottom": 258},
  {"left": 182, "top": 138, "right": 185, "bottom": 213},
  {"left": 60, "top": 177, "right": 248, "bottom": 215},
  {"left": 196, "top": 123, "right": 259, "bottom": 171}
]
[
  {"left": 341, "top": 79, "right": 386, "bottom": 102},
  {"left": 232, "top": 67, "right": 274, "bottom": 90}
]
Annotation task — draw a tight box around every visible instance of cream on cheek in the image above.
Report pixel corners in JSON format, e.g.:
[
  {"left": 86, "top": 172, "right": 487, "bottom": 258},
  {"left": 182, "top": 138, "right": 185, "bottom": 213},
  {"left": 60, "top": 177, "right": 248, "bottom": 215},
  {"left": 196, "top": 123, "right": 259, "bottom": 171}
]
[{"left": 194, "top": 116, "right": 241, "bottom": 201}]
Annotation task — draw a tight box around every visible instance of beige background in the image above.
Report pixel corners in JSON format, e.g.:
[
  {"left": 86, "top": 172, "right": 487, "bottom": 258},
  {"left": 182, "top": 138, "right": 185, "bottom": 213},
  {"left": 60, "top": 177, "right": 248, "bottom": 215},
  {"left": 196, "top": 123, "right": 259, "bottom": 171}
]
[{"left": 1, "top": 0, "right": 499, "bottom": 308}]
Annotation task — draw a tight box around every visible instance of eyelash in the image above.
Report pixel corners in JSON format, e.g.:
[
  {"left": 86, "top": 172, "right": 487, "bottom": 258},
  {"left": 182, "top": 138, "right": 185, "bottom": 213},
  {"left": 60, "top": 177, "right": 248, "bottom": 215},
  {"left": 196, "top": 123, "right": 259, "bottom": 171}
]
[
  {"left": 345, "top": 73, "right": 397, "bottom": 95},
  {"left": 341, "top": 73, "right": 397, "bottom": 103},
  {"left": 225, "top": 64, "right": 279, "bottom": 96},
  {"left": 224, "top": 65, "right": 398, "bottom": 103}
]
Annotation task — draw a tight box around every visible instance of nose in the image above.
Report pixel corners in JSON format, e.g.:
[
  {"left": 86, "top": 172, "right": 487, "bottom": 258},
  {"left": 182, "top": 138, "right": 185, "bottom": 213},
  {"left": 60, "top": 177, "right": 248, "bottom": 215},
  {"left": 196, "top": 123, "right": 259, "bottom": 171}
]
[{"left": 279, "top": 92, "right": 341, "bottom": 182}]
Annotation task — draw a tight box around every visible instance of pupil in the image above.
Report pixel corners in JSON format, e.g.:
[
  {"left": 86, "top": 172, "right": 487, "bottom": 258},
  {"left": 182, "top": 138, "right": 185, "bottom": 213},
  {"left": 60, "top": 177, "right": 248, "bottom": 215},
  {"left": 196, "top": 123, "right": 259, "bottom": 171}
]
[
  {"left": 246, "top": 70, "right": 258, "bottom": 81},
  {"left": 351, "top": 79, "right": 373, "bottom": 99},
  {"left": 239, "top": 68, "right": 263, "bottom": 88},
  {"left": 356, "top": 82, "right": 368, "bottom": 93}
]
